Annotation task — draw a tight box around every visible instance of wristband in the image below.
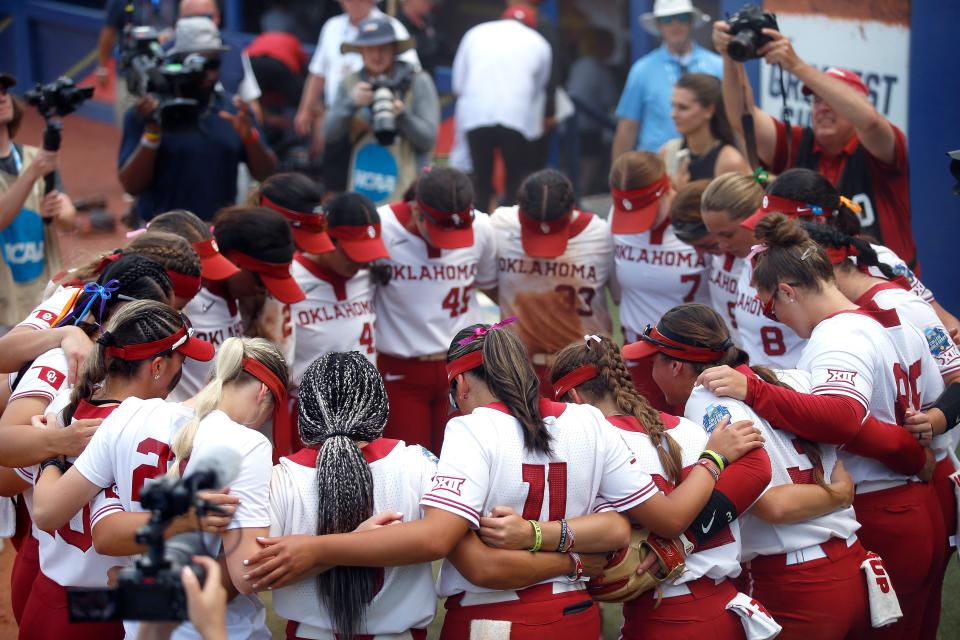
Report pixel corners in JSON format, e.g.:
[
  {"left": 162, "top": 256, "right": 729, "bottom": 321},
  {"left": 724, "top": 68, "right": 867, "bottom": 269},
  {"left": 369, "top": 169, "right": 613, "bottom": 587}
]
[
  {"left": 934, "top": 383, "right": 960, "bottom": 432},
  {"left": 528, "top": 520, "right": 542, "bottom": 552},
  {"left": 39, "top": 457, "right": 66, "bottom": 477},
  {"left": 696, "top": 458, "right": 721, "bottom": 483},
  {"left": 141, "top": 132, "right": 161, "bottom": 149},
  {"left": 700, "top": 450, "right": 726, "bottom": 472},
  {"left": 556, "top": 519, "right": 568, "bottom": 553},
  {"left": 566, "top": 551, "right": 583, "bottom": 582},
  {"left": 566, "top": 521, "right": 576, "bottom": 552},
  {"left": 242, "top": 128, "right": 260, "bottom": 146}
]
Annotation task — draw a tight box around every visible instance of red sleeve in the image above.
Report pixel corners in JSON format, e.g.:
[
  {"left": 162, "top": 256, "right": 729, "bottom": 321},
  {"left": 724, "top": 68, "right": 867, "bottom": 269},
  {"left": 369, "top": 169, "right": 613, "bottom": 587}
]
[
  {"left": 846, "top": 414, "right": 926, "bottom": 476},
  {"left": 713, "top": 447, "right": 771, "bottom": 513},
  {"left": 866, "top": 124, "right": 908, "bottom": 175},
  {"left": 769, "top": 118, "right": 804, "bottom": 174}
]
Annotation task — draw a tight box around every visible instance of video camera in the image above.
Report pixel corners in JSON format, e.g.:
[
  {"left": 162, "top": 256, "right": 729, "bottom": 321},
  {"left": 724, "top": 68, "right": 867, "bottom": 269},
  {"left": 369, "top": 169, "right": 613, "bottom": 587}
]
[
  {"left": 120, "top": 25, "right": 212, "bottom": 132},
  {"left": 361, "top": 62, "right": 415, "bottom": 146},
  {"left": 66, "top": 448, "right": 241, "bottom": 622},
  {"left": 726, "top": 5, "right": 780, "bottom": 63},
  {"left": 24, "top": 77, "right": 94, "bottom": 197}
]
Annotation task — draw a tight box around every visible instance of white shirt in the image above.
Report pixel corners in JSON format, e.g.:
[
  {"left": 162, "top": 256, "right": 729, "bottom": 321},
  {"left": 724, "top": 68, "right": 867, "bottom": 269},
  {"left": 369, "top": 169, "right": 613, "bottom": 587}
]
[
  {"left": 422, "top": 400, "right": 657, "bottom": 598},
  {"left": 733, "top": 260, "right": 805, "bottom": 369},
  {"left": 290, "top": 254, "right": 377, "bottom": 387},
  {"left": 798, "top": 309, "right": 944, "bottom": 484},
  {"left": 308, "top": 10, "right": 421, "bottom": 107},
  {"left": 7, "top": 346, "right": 68, "bottom": 404},
  {"left": 16, "top": 285, "right": 78, "bottom": 330},
  {"left": 606, "top": 413, "right": 743, "bottom": 593},
  {"left": 491, "top": 206, "right": 613, "bottom": 356},
  {"left": 868, "top": 243, "right": 934, "bottom": 303},
  {"left": 614, "top": 220, "right": 709, "bottom": 337},
  {"left": 707, "top": 253, "right": 743, "bottom": 346},
  {"left": 684, "top": 371, "right": 860, "bottom": 561},
  {"left": 173, "top": 286, "right": 245, "bottom": 401},
  {"left": 452, "top": 19, "right": 552, "bottom": 140},
  {"left": 270, "top": 439, "right": 436, "bottom": 635},
  {"left": 375, "top": 203, "right": 498, "bottom": 358}
]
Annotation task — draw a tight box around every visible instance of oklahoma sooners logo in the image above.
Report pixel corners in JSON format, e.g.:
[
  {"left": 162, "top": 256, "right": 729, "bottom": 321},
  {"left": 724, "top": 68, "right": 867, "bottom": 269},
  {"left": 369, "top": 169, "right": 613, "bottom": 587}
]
[
  {"left": 31, "top": 365, "right": 65, "bottom": 390},
  {"left": 431, "top": 475, "right": 466, "bottom": 496},
  {"left": 35, "top": 310, "right": 57, "bottom": 325},
  {"left": 826, "top": 369, "right": 858, "bottom": 385}
]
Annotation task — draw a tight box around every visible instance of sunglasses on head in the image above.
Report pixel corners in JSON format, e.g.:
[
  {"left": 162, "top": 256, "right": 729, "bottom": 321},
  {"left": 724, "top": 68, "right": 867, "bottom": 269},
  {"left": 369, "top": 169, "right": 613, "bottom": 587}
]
[{"left": 658, "top": 13, "right": 693, "bottom": 24}]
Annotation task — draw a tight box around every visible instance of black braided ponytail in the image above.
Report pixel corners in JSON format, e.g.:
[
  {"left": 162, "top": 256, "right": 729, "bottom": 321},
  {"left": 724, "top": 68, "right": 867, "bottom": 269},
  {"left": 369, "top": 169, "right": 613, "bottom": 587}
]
[
  {"left": 800, "top": 221, "right": 897, "bottom": 280},
  {"left": 297, "top": 352, "right": 390, "bottom": 640}
]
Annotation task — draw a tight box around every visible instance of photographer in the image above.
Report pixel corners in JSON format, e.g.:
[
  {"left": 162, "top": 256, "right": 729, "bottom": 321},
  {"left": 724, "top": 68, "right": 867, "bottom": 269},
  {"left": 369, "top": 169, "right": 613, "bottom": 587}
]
[
  {"left": 0, "top": 73, "right": 76, "bottom": 330},
  {"left": 713, "top": 17, "right": 917, "bottom": 270},
  {"left": 324, "top": 16, "right": 439, "bottom": 203},
  {"left": 118, "top": 17, "right": 277, "bottom": 223}
]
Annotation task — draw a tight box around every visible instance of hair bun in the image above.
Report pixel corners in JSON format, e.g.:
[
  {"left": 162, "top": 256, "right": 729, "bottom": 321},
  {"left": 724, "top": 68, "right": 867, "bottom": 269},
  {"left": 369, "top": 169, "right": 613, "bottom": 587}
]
[{"left": 754, "top": 213, "right": 809, "bottom": 249}]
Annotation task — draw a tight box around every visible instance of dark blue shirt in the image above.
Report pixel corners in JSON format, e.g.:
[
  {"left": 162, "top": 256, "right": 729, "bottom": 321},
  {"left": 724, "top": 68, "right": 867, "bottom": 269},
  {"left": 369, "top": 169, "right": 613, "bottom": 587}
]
[{"left": 118, "top": 92, "right": 251, "bottom": 221}]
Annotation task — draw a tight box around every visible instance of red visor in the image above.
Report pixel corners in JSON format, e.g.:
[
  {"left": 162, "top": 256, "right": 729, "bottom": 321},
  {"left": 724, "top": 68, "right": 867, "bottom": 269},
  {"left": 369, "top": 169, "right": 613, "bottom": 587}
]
[
  {"left": 242, "top": 357, "right": 292, "bottom": 457},
  {"left": 446, "top": 350, "right": 484, "bottom": 383},
  {"left": 166, "top": 269, "right": 202, "bottom": 301},
  {"left": 328, "top": 223, "right": 390, "bottom": 263},
  {"left": 622, "top": 324, "right": 728, "bottom": 363},
  {"left": 192, "top": 238, "right": 241, "bottom": 281},
  {"left": 418, "top": 199, "right": 475, "bottom": 249},
  {"left": 226, "top": 251, "right": 305, "bottom": 304},
  {"left": 552, "top": 364, "right": 598, "bottom": 401},
  {"left": 261, "top": 195, "right": 335, "bottom": 255},
  {"left": 105, "top": 324, "right": 214, "bottom": 362},
  {"left": 519, "top": 209, "right": 573, "bottom": 258},
  {"left": 611, "top": 174, "right": 670, "bottom": 234},
  {"left": 741, "top": 194, "right": 828, "bottom": 231}
]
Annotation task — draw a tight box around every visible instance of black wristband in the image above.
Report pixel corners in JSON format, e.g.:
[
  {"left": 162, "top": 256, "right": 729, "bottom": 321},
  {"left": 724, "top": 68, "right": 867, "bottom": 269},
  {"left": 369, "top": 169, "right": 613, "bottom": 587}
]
[
  {"left": 686, "top": 489, "right": 738, "bottom": 548},
  {"left": 934, "top": 382, "right": 960, "bottom": 432},
  {"left": 39, "top": 457, "right": 66, "bottom": 476}
]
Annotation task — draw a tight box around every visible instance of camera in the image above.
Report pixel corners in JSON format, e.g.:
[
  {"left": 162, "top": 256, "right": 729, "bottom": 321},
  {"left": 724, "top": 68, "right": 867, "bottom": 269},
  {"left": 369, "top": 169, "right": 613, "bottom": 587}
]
[
  {"left": 120, "top": 25, "right": 213, "bottom": 132},
  {"left": 361, "top": 62, "right": 414, "bottom": 146},
  {"left": 67, "top": 448, "right": 240, "bottom": 622},
  {"left": 726, "top": 5, "right": 780, "bottom": 62},
  {"left": 24, "top": 77, "right": 94, "bottom": 197}
]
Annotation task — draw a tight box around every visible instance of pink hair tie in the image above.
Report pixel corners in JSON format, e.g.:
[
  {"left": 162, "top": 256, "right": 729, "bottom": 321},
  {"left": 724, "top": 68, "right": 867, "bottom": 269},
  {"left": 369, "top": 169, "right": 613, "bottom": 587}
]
[
  {"left": 125, "top": 227, "right": 148, "bottom": 239},
  {"left": 457, "top": 317, "right": 518, "bottom": 347},
  {"left": 746, "top": 244, "right": 769, "bottom": 263}
]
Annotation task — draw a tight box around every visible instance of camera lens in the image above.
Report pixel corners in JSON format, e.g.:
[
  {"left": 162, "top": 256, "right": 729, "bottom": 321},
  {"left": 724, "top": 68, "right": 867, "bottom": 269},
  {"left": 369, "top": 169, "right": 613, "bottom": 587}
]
[{"left": 727, "top": 30, "right": 757, "bottom": 62}]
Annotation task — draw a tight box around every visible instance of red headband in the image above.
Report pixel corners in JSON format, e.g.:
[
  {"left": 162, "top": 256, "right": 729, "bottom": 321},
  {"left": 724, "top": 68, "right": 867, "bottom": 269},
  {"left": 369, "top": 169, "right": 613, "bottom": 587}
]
[
  {"left": 225, "top": 251, "right": 293, "bottom": 279},
  {"left": 260, "top": 195, "right": 328, "bottom": 231},
  {"left": 417, "top": 199, "right": 473, "bottom": 229},
  {"left": 166, "top": 269, "right": 202, "bottom": 299},
  {"left": 643, "top": 325, "right": 730, "bottom": 363},
  {"left": 242, "top": 357, "right": 292, "bottom": 455},
  {"left": 192, "top": 237, "right": 222, "bottom": 259},
  {"left": 93, "top": 251, "right": 123, "bottom": 275},
  {"left": 552, "top": 364, "right": 599, "bottom": 401},
  {"left": 446, "top": 350, "right": 484, "bottom": 383},
  {"left": 824, "top": 244, "right": 859, "bottom": 266},
  {"left": 760, "top": 194, "right": 827, "bottom": 218},
  {"left": 611, "top": 174, "right": 670, "bottom": 212},
  {"left": 328, "top": 223, "right": 382, "bottom": 242},
  {"left": 105, "top": 325, "right": 189, "bottom": 361}
]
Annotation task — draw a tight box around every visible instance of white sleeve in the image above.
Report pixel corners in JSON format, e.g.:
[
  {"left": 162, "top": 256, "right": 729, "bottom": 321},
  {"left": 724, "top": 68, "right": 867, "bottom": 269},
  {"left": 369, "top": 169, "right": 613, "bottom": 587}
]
[
  {"left": 73, "top": 418, "right": 117, "bottom": 489},
  {"left": 593, "top": 421, "right": 658, "bottom": 513},
  {"left": 474, "top": 215, "right": 499, "bottom": 290},
  {"left": 408, "top": 445, "right": 439, "bottom": 519},
  {"left": 227, "top": 436, "right": 273, "bottom": 530},
  {"left": 921, "top": 322, "right": 960, "bottom": 378},
  {"left": 268, "top": 464, "right": 291, "bottom": 537},
  {"left": 90, "top": 484, "right": 124, "bottom": 528},
  {"left": 307, "top": 22, "right": 332, "bottom": 78},
  {"left": 15, "top": 288, "right": 74, "bottom": 330},
  {"left": 805, "top": 330, "right": 875, "bottom": 411},
  {"left": 684, "top": 387, "right": 754, "bottom": 434},
  {"left": 451, "top": 33, "right": 469, "bottom": 96},
  {"left": 238, "top": 52, "right": 262, "bottom": 102},
  {"left": 8, "top": 361, "right": 67, "bottom": 404},
  {"left": 420, "top": 418, "right": 488, "bottom": 528}
]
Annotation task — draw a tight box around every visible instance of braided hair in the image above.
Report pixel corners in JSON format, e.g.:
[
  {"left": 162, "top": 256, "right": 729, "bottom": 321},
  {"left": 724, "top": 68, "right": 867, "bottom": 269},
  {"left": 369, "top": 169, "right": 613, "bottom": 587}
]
[
  {"left": 517, "top": 169, "right": 575, "bottom": 222},
  {"left": 767, "top": 168, "right": 862, "bottom": 236},
  {"left": 64, "top": 300, "right": 183, "bottom": 424},
  {"left": 800, "top": 221, "right": 897, "bottom": 280},
  {"left": 297, "top": 352, "right": 389, "bottom": 640},
  {"left": 551, "top": 336, "right": 684, "bottom": 485},
  {"left": 71, "top": 232, "right": 200, "bottom": 282},
  {"left": 55, "top": 255, "right": 173, "bottom": 329},
  {"left": 148, "top": 209, "right": 212, "bottom": 243},
  {"left": 448, "top": 324, "right": 551, "bottom": 454}
]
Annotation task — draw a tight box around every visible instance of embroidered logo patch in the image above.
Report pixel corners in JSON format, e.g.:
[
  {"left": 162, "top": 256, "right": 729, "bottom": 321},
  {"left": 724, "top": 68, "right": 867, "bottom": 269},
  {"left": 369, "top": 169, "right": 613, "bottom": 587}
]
[
  {"left": 925, "top": 326, "right": 951, "bottom": 357},
  {"left": 432, "top": 475, "right": 465, "bottom": 496},
  {"left": 826, "top": 369, "right": 858, "bottom": 385},
  {"left": 703, "top": 404, "right": 732, "bottom": 434},
  {"left": 34, "top": 310, "right": 57, "bottom": 326},
  {"left": 32, "top": 365, "right": 65, "bottom": 390},
  {"left": 418, "top": 446, "right": 439, "bottom": 464}
]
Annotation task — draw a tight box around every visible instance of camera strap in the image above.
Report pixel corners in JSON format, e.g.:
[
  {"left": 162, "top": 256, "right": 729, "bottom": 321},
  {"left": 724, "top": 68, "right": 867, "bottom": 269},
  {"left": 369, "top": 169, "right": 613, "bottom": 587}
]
[{"left": 739, "top": 64, "right": 793, "bottom": 182}]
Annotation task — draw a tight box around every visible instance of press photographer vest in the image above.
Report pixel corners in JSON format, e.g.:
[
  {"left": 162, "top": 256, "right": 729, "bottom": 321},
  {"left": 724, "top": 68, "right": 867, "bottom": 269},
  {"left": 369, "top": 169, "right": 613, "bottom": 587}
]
[
  {"left": 342, "top": 70, "right": 418, "bottom": 207},
  {"left": 793, "top": 128, "right": 882, "bottom": 245},
  {"left": 0, "top": 144, "right": 61, "bottom": 327}
]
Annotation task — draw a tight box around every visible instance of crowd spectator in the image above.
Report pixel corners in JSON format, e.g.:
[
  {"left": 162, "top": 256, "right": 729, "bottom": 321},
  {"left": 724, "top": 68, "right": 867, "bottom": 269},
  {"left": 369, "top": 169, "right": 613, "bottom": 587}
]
[
  {"left": 396, "top": 0, "right": 452, "bottom": 76},
  {"left": 659, "top": 73, "right": 749, "bottom": 186},
  {"left": 453, "top": 5, "right": 551, "bottom": 211},
  {"left": 325, "top": 17, "right": 439, "bottom": 203},
  {"left": 0, "top": 73, "right": 76, "bottom": 330},
  {"left": 713, "top": 21, "right": 919, "bottom": 271},
  {"left": 612, "top": 0, "right": 720, "bottom": 161},
  {"left": 118, "top": 17, "right": 276, "bottom": 224}
]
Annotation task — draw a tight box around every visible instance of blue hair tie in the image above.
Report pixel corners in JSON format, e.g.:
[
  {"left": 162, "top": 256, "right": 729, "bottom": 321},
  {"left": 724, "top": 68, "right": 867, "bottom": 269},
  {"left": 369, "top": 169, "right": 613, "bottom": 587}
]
[
  {"left": 71, "top": 279, "right": 121, "bottom": 326},
  {"left": 810, "top": 205, "right": 825, "bottom": 216}
]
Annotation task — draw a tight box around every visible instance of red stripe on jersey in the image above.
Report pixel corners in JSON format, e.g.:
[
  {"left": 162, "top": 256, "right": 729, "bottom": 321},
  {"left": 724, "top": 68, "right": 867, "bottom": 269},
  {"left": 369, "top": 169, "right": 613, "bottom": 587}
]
[
  {"left": 420, "top": 495, "right": 481, "bottom": 522},
  {"left": 293, "top": 252, "right": 349, "bottom": 301},
  {"left": 567, "top": 210, "right": 594, "bottom": 239},
  {"left": 286, "top": 437, "right": 403, "bottom": 468},
  {"left": 606, "top": 415, "right": 645, "bottom": 433},
  {"left": 204, "top": 281, "right": 239, "bottom": 316},
  {"left": 648, "top": 217, "right": 671, "bottom": 245},
  {"left": 73, "top": 400, "right": 120, "bottom": 421},
  {"left": 91, "top": 505, "right": 123, "bottom": 522},
  {"left": 811, "top": 385, "right": 870, "bottom": 408},
  {"left": 822, "top": 307, "right": 902, "bottom": 329},
  {"left": 723, "top": 253, "right": 736, "bottom": 272},
  {"left": 854, "top": 281, "right": 912, "bottom": 308},
  {"left": 484, "top": 398, "right": 568, "bottom": 419},
  {"left": 593, "top": 481, "right": 658, "bottom": 512},
  {"left": 390, "top": 201, "right": 443, "bottom": 258}
]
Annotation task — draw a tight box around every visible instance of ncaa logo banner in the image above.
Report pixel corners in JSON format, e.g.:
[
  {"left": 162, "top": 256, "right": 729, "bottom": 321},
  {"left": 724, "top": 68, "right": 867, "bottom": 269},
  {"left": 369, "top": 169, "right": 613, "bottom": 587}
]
[{"left": 351, "top": 143, "right": 399, "bottom": 205}]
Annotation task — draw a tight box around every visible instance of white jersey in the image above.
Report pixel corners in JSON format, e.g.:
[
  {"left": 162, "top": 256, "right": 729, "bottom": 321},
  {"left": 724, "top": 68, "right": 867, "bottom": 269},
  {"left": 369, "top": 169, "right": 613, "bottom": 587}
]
[
  {"left": 73, "top": 398, "right": 273, "bottom": 639},
  {"left": 606, "top": 413, "right": 742, "bottom": 585},
  {"left": 7, "top": 346, "right": 68, "bottom": 405},
  {"left": 869, "top": 243, "right": 933, "bottom": 303},
  {"left": 798, "top": 308, "right": 944, "bottom": 484},
  {"left": 17, "top": 398, "right": 127, "bottom": 588},
  {"left": 707, "top": 253, "right": 743, "bottom": 345},
  {"left": 422, "top": 400, "right": 657, "bottom": 597},
  {"left": 491, "top": 207, "right": 613, "bottom": 355},
  {"left": 734, "top": 261, "right": 805, "bottom": 368},
  {"left": 614, "top": 220, "right": 709, "bottom": 337},
  {"left": 270, "top": 439, "right": 436, "bottom": 635},
  {"left": 15, "top": 285, "right": 78, "bottom": 330},
  {"left": 289, "top": 253, "right": 377, "bottom": 387},
  {"left": 684, "top": 371, "right": 860, "bottom": 561},
  {"left": 375, "top": 203, "right": 498, "bottom": 358},
  {"left": 173, "top": 286, "right": 244, "bottom": 401}
]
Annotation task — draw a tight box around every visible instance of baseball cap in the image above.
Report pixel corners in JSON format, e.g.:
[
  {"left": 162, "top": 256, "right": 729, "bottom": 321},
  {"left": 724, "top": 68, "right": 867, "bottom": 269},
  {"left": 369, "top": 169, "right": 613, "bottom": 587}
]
[
  {"left": 325, "top": 193, "right": 389, "bottom": 263},
  {"left": 418, "top": 199, "right": 475, "bottom": 249},
  {"left": 740, "top": 193, "right": 829, "bottom": 231},
  {"left": 519, "top": 207, "right": 574, "bottom": 259},
  {"left": 610, "top": 174, "right": 671, "bottom": 234},
  {"left": 0, "top": 73, "right": 15, "bottom": 90},
  {"left": 167, "top": 16, "right": 230, "bottom": 57},
  {"left": 802, "top": 68, "right": 868, "bottom": 98},
  {"left": 192, "top": 237, "right": 241, "bottom": 280},
  {"left": 226, "top": 250, "right": 305, "bottom": 304},
  {"left": 341, "top": 17, "right": 415, "bottom": 54},
  {"left": 622, "top": 322, "right": 729, "bottom": 362},
  {"left": 501, "top": 5, "right": 538, "bottom": 29},
  {"left": 259, "top": 195, "right": 334, "bottom": 255}
]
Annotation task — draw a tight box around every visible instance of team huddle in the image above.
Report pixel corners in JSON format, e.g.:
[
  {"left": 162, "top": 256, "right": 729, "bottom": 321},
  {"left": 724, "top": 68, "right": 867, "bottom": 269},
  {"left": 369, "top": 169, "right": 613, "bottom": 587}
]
[{"left": 0, "top": 154, "right": 958, "bottom": 640}]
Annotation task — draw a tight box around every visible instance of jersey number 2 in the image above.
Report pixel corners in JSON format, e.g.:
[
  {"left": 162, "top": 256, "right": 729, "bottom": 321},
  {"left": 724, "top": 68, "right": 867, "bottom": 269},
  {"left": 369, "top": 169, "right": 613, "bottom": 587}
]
[
  {"left": 521, "top": 463, "right": 567, "bottom": 520},
  {"left": 132, "top": 438, "right": 172, "bottom": 502}
]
